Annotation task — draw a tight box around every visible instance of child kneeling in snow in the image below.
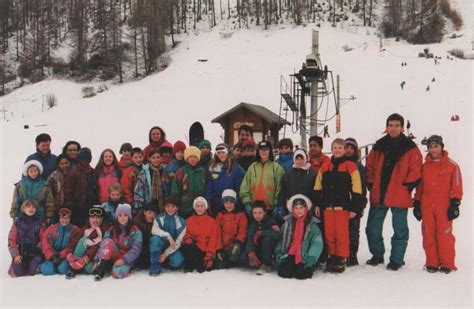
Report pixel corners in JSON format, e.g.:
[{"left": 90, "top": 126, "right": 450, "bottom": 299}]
[
  {"left": 65, "top": 206, "right": 108, "bottom": 279},
  {"left": 181, "top": 197, "right": 218, "bottom": 273},
  {"left": 243, "top": 200, "right": 281, "bottom": 275},
  {"left": 276, "top": 194, "right": 323, "bottom": 279},
  {"left": 149, "top": 197, "right": 186, "bottom": 276},
  {"left": 8, "top": 199, "right": 46, "bottom": 277},
  {"left": 40, "top": 207, "right": 81, "bottom": 275},
  {"left": 215, "top": 189, "right": 248, "bottom": 269},
  {"left": 93, "top": 203, "right": 143, "bottom": 280}
]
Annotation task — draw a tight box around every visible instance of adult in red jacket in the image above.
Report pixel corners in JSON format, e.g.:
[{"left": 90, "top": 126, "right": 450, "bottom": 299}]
[
  {"left": 413, "top": 135, "right": 463, "bottom": 273},
  {"left": 365, "top": 114, "right": 422, "bottom": 271}
]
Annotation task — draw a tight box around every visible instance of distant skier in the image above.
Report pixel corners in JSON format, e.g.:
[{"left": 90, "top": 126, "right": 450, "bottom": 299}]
[
  {"left": 400, "top": 81, "right": 406, "bottom": 90},
  {"left": 323, "top": 125, "right": 330, "bottom": 138},
  {"left": 426, "top": 86, "right": 430, "bottom": 91}
]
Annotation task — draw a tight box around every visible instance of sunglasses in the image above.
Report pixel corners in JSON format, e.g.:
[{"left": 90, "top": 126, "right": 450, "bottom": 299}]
[{"left": 88, "top": 208, "right": 103, "bottom": 217}]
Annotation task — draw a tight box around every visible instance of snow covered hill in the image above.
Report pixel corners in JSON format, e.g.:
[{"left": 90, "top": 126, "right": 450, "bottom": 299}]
[{"left": 1, "top": 13, "right": 473, "bottom": 309}]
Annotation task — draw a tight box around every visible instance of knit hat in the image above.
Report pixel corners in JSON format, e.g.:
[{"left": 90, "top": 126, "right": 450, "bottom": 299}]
[
  {"left": 173, "top": 140, "right": 187, "bottom": 155},
  {"left": 344, "top": 137, "right": 358, "bottom": 149},
  {"left": 159, "top": 141, "right": 173, "bottom": 155},
  {"left": 215, "top": 143, "right": 229, "bottom": 154},
  {"left": 22, "top": 160, "right": 44, "bottom": 177},
  {"left": 58, "top": 207, "right": 72, "bottom": 217},
  {"left": 422, "top": 135, "right": 444, "bottom": 148},
  {"left": 77, "top": 147, "right": 92, "bottom": 162},
  {"left": 242, "top": 139, "right": 257, "bottom": 149},
  {"left": 198, "top": 140, "right": 211, "bottom": 149},
  {"left": 184, "top": 146, "right": 201, "bottom": 161},
  {"left": 293, "top": 149, "right": 309, "bottom": 162},
  {"left": 115, "top": 203, "right": 132, "bottom": 220},
  {"left": 193, "top": 196, "right": 208, "bottom": 212},
  {"left": 286, "top": 194, "right": 312, "bottom": 213},
  {"left": 222, "top": 189, "right": 237, "bottom": 203},
  {"left": 386, "top": 113, "right": 405, "bottom": 128}
]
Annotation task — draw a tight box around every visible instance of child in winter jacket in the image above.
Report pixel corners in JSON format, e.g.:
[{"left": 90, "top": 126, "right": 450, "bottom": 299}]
[
  {"left": 215, "top": 190, "right": 248, "bottom": 269},
  {"left": 8, "top": 200, "right": 46, "bottom": 277},
  {"left": 65, "top": 206, "right": 107, "bottom": 279},
  {"left": 162, "top": 141, "right": 186, "bottom": 197},
  {"left": 205, "top": 143, "right": 245, "bottom": 216},
  {"left": 94, "top": 148, "right": 122, "bottom": 203},
  {"left": 171, "top": 146, "right": 207, "bottom": 218},
  {"left": 40, "top": 208, "right": 81, "bottom": 275},
  {"left": 133, "top": 202, "right": 159, "bottom": 270},
  {"left": 64, "top": 148, "right": 98, "bottom": 227},
  {"left": 181, "top": 197, "right": 218, "bottom": 273},
  {"left": 275, "top": 138, "right": 294, "bottom": 172},
  {"left": 149, "top": 197, "right": 186, "bottom": 276},
  {"left": 118, "top": 143, "right": 132, "bottom": 172},
  {"left": 414, "top": 135, "right": 463, "bottom": 274},
  {"left": 100, "top": 183, "right": 125, "bottom": 224},
  {"left": 121, "top": 147, "right": 144, "bottom": 205},
  {"left": 10, "top": 160, "right": 55, "bottom": 223},
  {"left": 93, "top": 204, "right": 143, "bottom": 280},
  {"left": 134, "top": 149, "right": 165, "bottom": 213},
  {"left": 243, "top": 200, "right": 281, "bottom": 275},
  {"left": 276, "top": 194, "right": 323, "bottom": 280},
  {"left": 240, "top": 141, "right": 285, "bottom": 218},
  {"left": 47, "top": 154, "right": 71, "bottom": 210},
  {"left": 314, "top": 138, "right": 364, "bottom": 273},
  {"left": 158, "top": 141, "right": 174, "bottom": 172}
]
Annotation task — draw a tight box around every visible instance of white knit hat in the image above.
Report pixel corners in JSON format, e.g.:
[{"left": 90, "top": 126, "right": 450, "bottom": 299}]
[
  {"left": 23, "top": 160, "right": 44, "bottom": 177},
  {"left": 286, "top": 194, "right": 312, "bottom": 213},
  {"left": 193, "top": 196, "right": 208, "bottom": 212},
  {"left": 221, "top": 189, "right": 237, "bottom": 202}
]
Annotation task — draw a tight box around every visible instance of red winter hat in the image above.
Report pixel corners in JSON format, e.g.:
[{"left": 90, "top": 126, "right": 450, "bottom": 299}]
[{"left": 173, "top": 140, "right": 187, "bottom": 155}]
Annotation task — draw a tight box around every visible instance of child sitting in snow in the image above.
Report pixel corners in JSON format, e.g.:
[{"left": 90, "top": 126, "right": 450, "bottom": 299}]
[
  {"left": 275, "top": 194, "right": 323, "bottom": 280},
  {"left": 243, "top": 200, "right": 281, "bottom": 275},
  {"left": 149, "top": 197, "right": 187, "bottom": 276},
  {"left": 215, "top": 189, "right": 248, "bottom": 269},
  {"left": 101, "top": 183, "right": 125, "bottom": 224},
  {"left": 181, "top": 197, "right": 218, "bottom": 273},
  {"left": 93, "top": 203, "right": 143, "bottom": 281},
  {"left": 40, "top": 207, "right": 81, "bottom": 276},
  {"left": 10, "top": 160, "right": 55, "bottom": 223},
  {"left": 8, "top": 200, "right": 46, "bottom": 277},
  {"left": 133, "top": 201, "right": 159, "bottom": 270}
]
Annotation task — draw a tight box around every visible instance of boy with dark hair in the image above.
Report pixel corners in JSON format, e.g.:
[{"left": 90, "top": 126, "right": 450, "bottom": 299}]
[
  {"left": 121, "top": 147, "right": 144, "bottom": 205},
  {"left": 308, "top": 135, "right": 329, "bottom": 174},
  {"left": 276, "top": 138, "right": 294, "bottom": 172},
  {"left": 25, "top": 133, "right": 57, "bottom": 179},
  {"left": 118, "top": 143, "right": 133, "bottom": 171}
]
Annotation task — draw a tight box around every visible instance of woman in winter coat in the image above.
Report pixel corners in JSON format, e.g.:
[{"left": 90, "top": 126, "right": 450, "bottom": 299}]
[
  {"left": 40, "top": 207, "right": 81, "bottom": 275},
  {"left": 63, "top": 148, "right": 98, "bottom": 227},
  {"left": 134, "top": 149, "right": 165, "bottom": 213},
  {"left": 93, "top": 203, "right": 143, "bottom": 280},
  {"left": 143, "top": 126, "right": 168, "bottom": 163},
  {"left": 181, "top": 197, "right": 219, "bottom": 273},
  {"left": 47, "top": 154, "right": 71, "bottom": 210},
  {"left": 276, "top": 149, "right": 316, "bottom": 224},
  {"left": 10, "top": 160, "right": 55, "bottom": 223},
  {"left": 215, "top": 190, "right": 248, "bottom": 269},
  {"left": 205, "top": 143, "right": 245, "bottom": 216},
  {"left": 240, "top": 141, "right": 285, "bottom": 217},
  {"left": 62, "top": 141, "right": 81, "bottom": 166},
  {"left": 171, "top": 146, "right": 207, "bottom": 218},
  {"left": 94, "top": 149, "right": 122, "bottom": 204},
  {"left": 162, "top": 141, "right": 187, "bottom": 197},
  {"left": 8, "top": 200, "right": 46, "bottom": 277},
  {"left": 276, "top": 194, "right": 323, "bottom": 280},
  {"left": 65, "top": 206, "right": 108, "bottom": 279}
]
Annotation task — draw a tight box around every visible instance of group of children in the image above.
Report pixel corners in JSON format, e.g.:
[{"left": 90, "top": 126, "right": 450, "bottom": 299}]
[{"left": 7, "top": 115, "right": 463, "bottom": 280}]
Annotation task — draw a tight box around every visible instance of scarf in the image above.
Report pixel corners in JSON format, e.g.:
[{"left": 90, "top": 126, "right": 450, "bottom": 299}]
[
  {"left": 288, "top": 208, "right": 308, "bottom": 264},
  {"left": 150, "top": 165, "right": 164, "bottom": 209}
]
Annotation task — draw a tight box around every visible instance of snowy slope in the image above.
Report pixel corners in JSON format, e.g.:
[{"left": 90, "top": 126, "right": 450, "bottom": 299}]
[{"left": 1, "top": 21, "right": 473, "bottom": 309}]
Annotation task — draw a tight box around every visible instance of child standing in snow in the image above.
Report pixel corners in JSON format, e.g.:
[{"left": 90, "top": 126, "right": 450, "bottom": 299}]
[
  {"left": 243, "top": 200, "right": 281, "bottom": 275},
  {"left": 10, "top": 160, "right": 55, "bottom": 223},
  {"left": 94, "top": 148, "right": 122, "bottom": 204},
  {"left": 40, "top": 207, "right": 81, "bottom": 275},
  {"left": 181, "top": 197, "right": 218, "bottom": 273},
  {"left": 93, "top": 203, "right": 143, "bottom": 280},
  {"left": 414, "top": 135, "right": 463, "bottom": 274},
  {"left": 8, "top": 200, "right": 46, "bottom": 277},
  {"left": 100, "top": 183, "right": 125, "bottom": 224},
  {"left": 162, "top": 141, "right": 186, "bottom": 197},
  {"left": 149, "top": 197, "right": 187, "bottom": 276},
  {"left": 276, "top": 194, "right": 323, "bottom": 280},
  {"left": 215, "top": 189, "right": 248, "bottom": 269},
  {"left": 121, "top": 147, "right": 144, "bottom": 205},
  {"left": 134, "top": 149, "right": 165, "bottom": 213},
  {"left": 118, "top": 143, "right": 133, "bottom": 172},
  {"left": 47, "top": 154, "right": 71, "bottom": 210}
]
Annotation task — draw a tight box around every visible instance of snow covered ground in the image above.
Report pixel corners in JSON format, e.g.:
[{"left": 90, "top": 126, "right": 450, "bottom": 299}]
[{"left": 1, "top": 8, "right": 473, "bottom": 308}]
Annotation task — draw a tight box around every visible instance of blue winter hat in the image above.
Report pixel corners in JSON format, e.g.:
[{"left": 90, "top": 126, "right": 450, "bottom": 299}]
[
  {"left": 198, "top": 140, "right": 211, "bottom": 149},
  {"left": 77, "top": 147, "right": 92, "bottom": 162}
]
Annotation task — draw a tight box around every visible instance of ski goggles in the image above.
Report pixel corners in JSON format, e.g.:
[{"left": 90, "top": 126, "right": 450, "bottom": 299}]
[
  {"left": 292, "top": 198, "right": 307, "bottom": 207},
  {"left": 215, "top": 146, "right": 228, "bottom": 154},
  {"left": 88, "top": 207, "right": 103, "bottom": 217}
]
